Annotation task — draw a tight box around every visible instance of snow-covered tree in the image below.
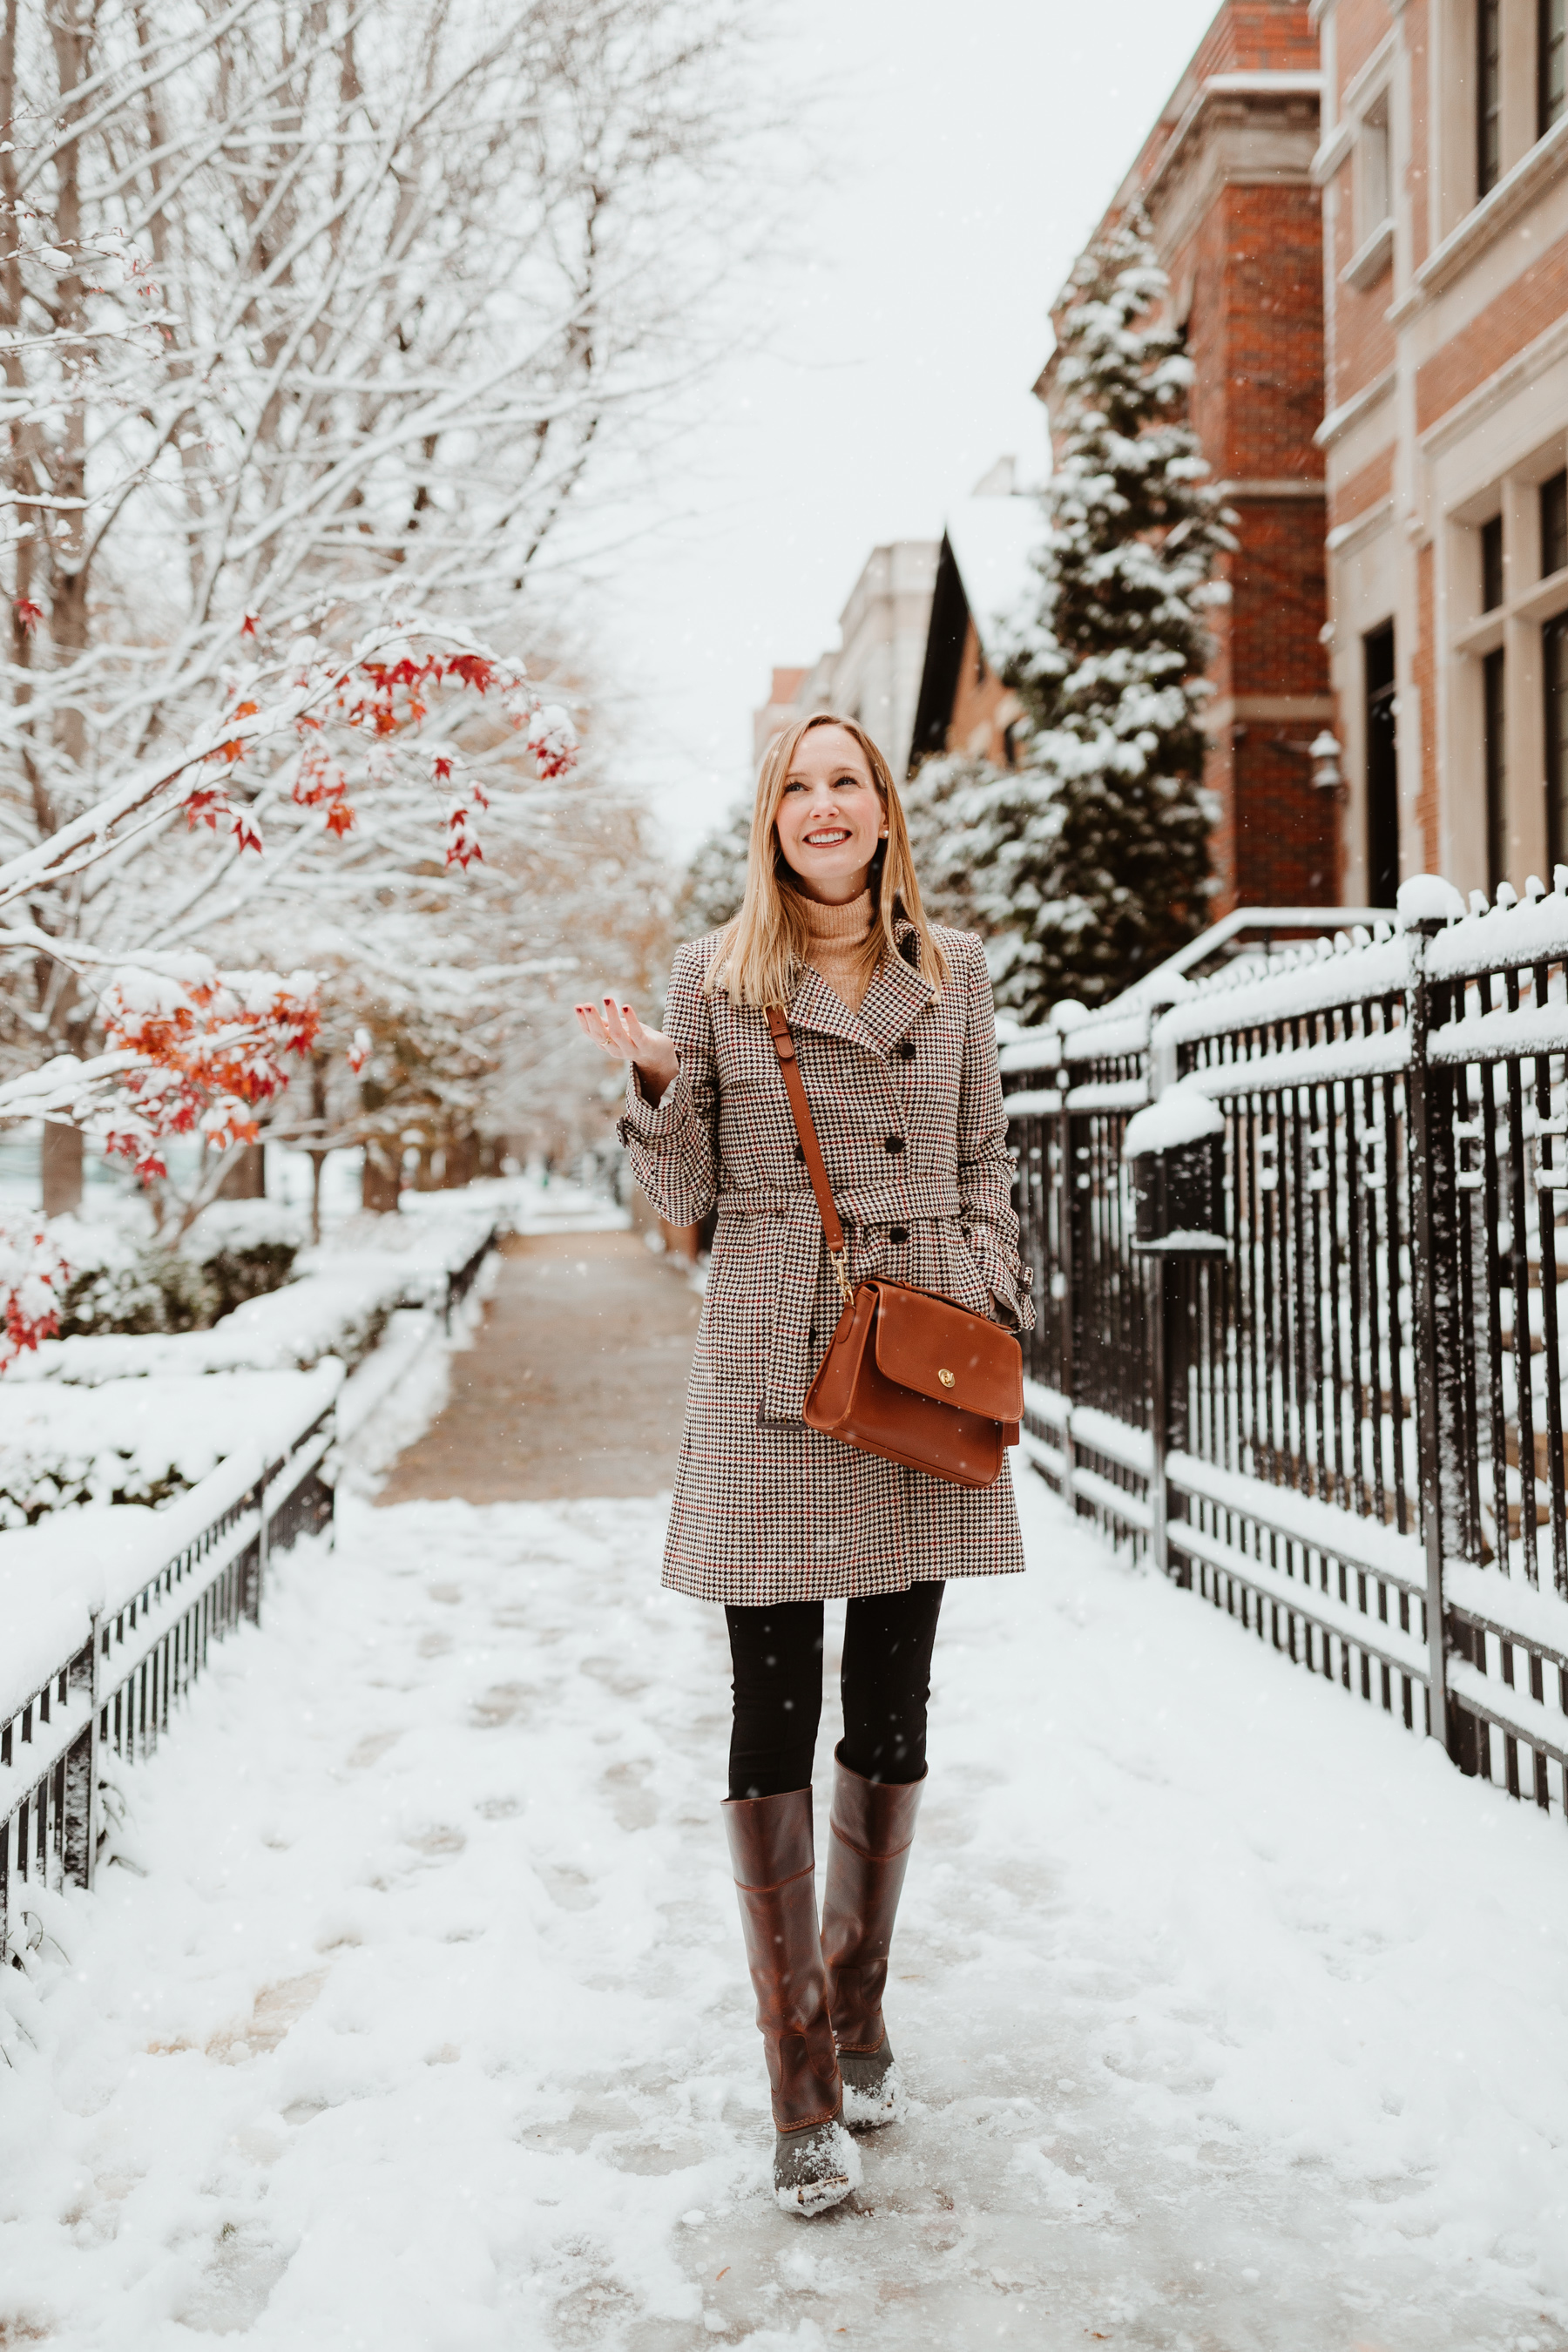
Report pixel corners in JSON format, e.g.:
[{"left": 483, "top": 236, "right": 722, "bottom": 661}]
[
  {"left": 257, "top": 723, "right": 672, "bottom": 1228},
  {"left": 0, "top": 0, "right": 759, "bottom": 1348},
  {"left": 967, "top": 210, "right": 1232, "bottom": 1020},
  {"left": 0, "top": 0, "right": 749, "bottom": 1141},
  {"left": 901, "top": 752, "right": 991, "bottom": 937}
]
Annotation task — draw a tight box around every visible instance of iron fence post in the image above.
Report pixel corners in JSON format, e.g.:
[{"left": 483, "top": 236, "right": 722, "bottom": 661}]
[
  {"left": 1150, "top": 1257, "right": 1171, "bottom": 1576},
  {"left": 1057, "top": 1104, "right": 1076, "bottom": 1510},
  {"left": 1407, "top": 916, "right": 1462, "bottom": 1752},
  {"left": 86, "top": 1608, "right": 101, "bottom": 1891},
  {"left": 250, "top": 1458, "right": 274, "bottom": 1625}
]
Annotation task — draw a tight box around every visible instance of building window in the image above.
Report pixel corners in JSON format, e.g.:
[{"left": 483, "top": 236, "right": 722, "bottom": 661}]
[
  {"left": 1361, "top": 94, "right": 1391, "bottom": 234},
  {"left": 1365, "top": 624, "right": 1399, "bottom": 906},
  {"left": 1548, "top": 618, "right": 1568, "bottom": 870},
  {"left": 1484, "top": 647, "right": 1508, "bottom": 893},
  {"left": 1480, "top": 0, "right": 1503, "bottom": 196},
  {"left": 1544, "top": 470, "right": 1568, "bottom": 577},
  {"left": 1544, "top": 0, "right": 1567, "bottom": 134},
  {"left": 1482, "top": 513, "right": 1505, "bottom": 610}
]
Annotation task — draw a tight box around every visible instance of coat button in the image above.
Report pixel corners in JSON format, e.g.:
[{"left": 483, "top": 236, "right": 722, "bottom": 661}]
[
  {"left": 794, "top": 1142, "right": 805, "bottom": 1162},
  {"left": 888, "top": 1226, "right": 909, "bottom": 1244},
  {"left": 884, "top": 1135, "right": 904, "bottom": 1154},
  {"left": 897, "top": 1040, "right": 916, "bottom": 1061}
]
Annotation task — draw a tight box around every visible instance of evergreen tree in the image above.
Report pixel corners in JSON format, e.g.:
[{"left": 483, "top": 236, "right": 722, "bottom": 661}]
[
  {"left": 901, "top": 752, "right": 993, "bottom": 936},
  {"left": 675, "top": 800, "right": 752, "bottom": 937},
  {"left": 970, "top": 210, "right": 1233, "bottom": 1020}
]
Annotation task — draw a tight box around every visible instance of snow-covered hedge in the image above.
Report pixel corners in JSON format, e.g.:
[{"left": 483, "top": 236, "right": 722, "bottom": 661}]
[
  {"left": 17, "top": 1204, "right": 493, "bottom": 1389},
  {"left": 51, "top": 1199, "right": 305, "bottom": 1340},
  {"left": 0, "top": 1369, "right": 325, "bottom": 1528},
  {"left": 0, "top": 1206, "right": 497, "bottom": 1530},
  {"left": 0, "top": 1362, "right": 343, "bottom": 1724}
]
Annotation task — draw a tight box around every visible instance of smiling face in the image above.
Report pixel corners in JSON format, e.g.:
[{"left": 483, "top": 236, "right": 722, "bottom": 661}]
[{"left": 772, "top": 722, "right": 889, "bottom": 906}]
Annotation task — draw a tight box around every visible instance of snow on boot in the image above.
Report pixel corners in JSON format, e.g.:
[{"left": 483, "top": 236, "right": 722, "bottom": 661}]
[
  {"left": 773, "top": 2115, "right": 861, "bottom": 2216},
  {"left": 821, "top": 1747, "right": 925, "bottom": 2130},
  {"left": 722, "top": 1788, "right": 857, "bottom": 2217}
]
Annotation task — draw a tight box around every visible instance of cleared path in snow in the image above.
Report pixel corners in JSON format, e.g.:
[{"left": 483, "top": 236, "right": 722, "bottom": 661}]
[
  {"left": 377, "top": 1231, "right": 701, "bottom": 1503},
  {"left": 4, "top": 1472, "right": 1568, "bottom": 2350}
]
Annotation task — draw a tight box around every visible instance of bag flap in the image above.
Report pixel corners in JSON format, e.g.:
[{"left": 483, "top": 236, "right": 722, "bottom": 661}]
[{"left": 871, "top": 1281, "right": 1023, "bottom": 1422}]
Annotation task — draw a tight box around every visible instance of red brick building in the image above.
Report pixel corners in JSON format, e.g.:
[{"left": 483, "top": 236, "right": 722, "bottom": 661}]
[
  {"left": 1315, "top": 0, "right": 1568, "bottom": 902},
  {"left": 1039, "top": 0, "right": 1335, "bottom": 916}
]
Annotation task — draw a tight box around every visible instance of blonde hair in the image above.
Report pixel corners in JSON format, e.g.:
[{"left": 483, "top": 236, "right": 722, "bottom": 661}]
[{"left": 705, "top": 713, "right": 952, "bottom": 1009}]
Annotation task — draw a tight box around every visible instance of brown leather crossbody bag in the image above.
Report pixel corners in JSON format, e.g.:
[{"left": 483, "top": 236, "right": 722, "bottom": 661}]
[{"left": 766, "top": 1008, "right": 1023, "bottom": 1490}]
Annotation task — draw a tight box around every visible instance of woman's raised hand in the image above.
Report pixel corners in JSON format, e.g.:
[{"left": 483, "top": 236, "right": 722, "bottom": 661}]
[{"left": 574, "top": 995, "right": 679, "bottom": 1106}]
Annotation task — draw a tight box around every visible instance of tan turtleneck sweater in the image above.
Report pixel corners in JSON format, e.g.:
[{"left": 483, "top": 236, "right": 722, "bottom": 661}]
[{"left": 797, "top": 888, "right": 878, "bottom": 1011}]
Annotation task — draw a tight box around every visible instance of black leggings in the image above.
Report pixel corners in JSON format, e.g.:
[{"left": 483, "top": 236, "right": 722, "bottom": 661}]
[{"left": 724, "top": 1583, "right": 944, "bottom": 1799}]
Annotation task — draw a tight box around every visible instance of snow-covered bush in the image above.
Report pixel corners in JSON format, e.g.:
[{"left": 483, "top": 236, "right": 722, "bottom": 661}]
[
  {"left": 0, "top": 1450, "right": 193, "bottom": 1530},
  {"left": 0, "top": 1369, "right": 313, "bottom": 1528},
  {"left": 50, "top": 1202, "right": 304, "bottom": 1340}
]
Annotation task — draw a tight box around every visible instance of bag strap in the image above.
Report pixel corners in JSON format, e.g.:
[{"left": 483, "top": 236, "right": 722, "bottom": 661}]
[{"left": 766, "top": 1006, "right": 853, "bottom": 1305}]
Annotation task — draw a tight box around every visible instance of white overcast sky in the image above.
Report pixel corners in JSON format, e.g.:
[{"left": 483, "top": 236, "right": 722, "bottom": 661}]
[{"left": 575, "top": 0, "right": 1227, "bottom": 858}]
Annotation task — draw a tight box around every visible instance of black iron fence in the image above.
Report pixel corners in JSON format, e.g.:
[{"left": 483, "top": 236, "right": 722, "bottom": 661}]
[
  {"left": 1, "top": 1213, "right": 503, "bottom": 1974},
  {"left": 1005, "top": 884, "right": 1568, "bottom": 1814},
  {"left": 0, "top": 1382, "right": 338, "bottom": 1970},
  {"left": 445, "top": 1222, "right": 499, "bottom": 1328}
]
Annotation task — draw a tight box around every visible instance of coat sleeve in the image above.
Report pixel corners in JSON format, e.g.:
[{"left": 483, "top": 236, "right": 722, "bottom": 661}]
[
  {"left": 615, "top": 941, "right": 720, "bottom": 1227},
  {"left": 955, "top": 932, "right": 1035, "bottom": 1334}
]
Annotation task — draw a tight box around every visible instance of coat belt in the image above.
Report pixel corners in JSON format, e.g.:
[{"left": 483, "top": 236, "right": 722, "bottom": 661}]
[{"left": 716, "top": 1180, "right": 963, "bottom": 1225}]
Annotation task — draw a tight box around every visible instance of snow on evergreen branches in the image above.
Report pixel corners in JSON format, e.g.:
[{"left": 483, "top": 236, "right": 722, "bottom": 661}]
[
  {"left": 676, "top": 801, "right": 752, "bottom": 937},
  {"left": 960, "top": 211, "right": 1233, "bottom": 1020}
]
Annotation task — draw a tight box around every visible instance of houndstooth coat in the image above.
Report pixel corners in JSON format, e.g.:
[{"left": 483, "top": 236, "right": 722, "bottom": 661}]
[{"left": 618, "top": 918, "right": 1034, "bottom": 1606}]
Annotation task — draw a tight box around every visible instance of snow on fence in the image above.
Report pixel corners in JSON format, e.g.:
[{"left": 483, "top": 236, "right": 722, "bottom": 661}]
[
  {"left": 1006, "top": 878, "right": 1568, "bottom": 1815},
  {"left": 0, "top": 1365, "right": 338, "bottom": 1969},
  {"left": 0, "top": 1215, "right": 500, "bottom": 1968}
]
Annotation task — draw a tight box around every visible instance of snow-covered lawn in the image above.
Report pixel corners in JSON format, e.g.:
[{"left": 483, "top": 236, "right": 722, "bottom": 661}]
[{"left": 4, "top": 1474, "right": 1568, "bottom": 2350}]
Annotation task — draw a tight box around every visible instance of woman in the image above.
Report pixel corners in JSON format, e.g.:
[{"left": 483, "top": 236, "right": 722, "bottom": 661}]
[{"left": 574, "top": 712, "right": 1031, "bottom": 2216}]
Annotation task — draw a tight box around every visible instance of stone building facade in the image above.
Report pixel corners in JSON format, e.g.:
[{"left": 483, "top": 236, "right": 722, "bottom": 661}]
[
  {"left": 1315, "top": 0, "right": 1568, "bottom": 900},
  {"left": 760, "top": 542, "right": 939, "bottom": 781},
  {"left": 1047, "top": 0, "right": 1336, "bottom": 917}
]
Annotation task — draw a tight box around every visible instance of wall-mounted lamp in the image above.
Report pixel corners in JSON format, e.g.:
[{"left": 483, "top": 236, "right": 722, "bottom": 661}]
[
  {"left": 1308, "top": 730, "right": 1344, "bottom": 794},
  {"left": 1277, "top": 728, "right": 1347, "bottom": 798}
]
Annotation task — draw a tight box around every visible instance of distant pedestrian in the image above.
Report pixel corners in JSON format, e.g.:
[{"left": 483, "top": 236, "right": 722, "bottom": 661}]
[{"left": 576, "top": 713, "right": 1032, "bottom": 2213}]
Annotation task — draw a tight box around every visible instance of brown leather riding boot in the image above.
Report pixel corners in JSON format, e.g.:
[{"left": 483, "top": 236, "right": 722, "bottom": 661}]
[
  {"left": 821, "top": 1747, "right": 926, "bottom": 2128},
  {"left": 722, "top": 1788, "right": 858, "bottom": 2215}
]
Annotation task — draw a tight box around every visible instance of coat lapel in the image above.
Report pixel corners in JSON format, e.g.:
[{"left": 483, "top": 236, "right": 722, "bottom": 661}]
[
  {"left": 856, "top": 939, "right": 935, "bottom": 1056},
  {"left": 786, "top": 961, "right": 870, "bottom": 1054},
  {"left": 786, "top": 920, "right": 935, "bottom": 1058}
]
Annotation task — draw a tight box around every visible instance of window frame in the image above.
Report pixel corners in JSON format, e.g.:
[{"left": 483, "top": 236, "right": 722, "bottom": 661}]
[
  {"left": 1542, "top": 0, "right": 1567, "bottom": 137},
  {"left": 1479, "top": 0, "right": 1504, "bottom": 197},
  {"left": 1365, "top": 623, "right": 1400, "bottom": 908},
  {"left": 1545, "top": 613, "right": 1568, "bottom": 873},
  {"left": 1484, "top": 645, "right": 1508, "bottom": 893},
  {"left": 1542, "top": 470, "right": 1568, "bottom": 579}
]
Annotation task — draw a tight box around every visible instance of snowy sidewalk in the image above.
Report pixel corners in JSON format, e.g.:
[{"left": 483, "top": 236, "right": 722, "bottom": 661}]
[{"left": 5, "top": 1473, "right": 1568, "bottom": 2349}]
